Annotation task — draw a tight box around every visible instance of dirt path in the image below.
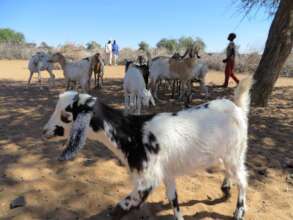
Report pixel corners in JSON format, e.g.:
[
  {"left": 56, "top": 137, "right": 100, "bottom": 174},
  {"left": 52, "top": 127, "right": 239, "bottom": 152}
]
[{"left": 0, "top": 60, "right": 292, "bottom": 220}]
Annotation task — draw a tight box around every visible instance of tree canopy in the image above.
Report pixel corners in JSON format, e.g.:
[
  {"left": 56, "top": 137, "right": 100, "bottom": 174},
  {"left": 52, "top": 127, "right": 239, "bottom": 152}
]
[
  {"left": 138, "top": 41, "right": 150, "bottom": 51},
  {"left": 0, "top": 28, "right": 25, "bottom": 43},
  {"left": 86, "top": 41, "right": 101, "bottom": 50},
  {"left": 156, "top": 36, "right": 206, "bottom": 53},
  {"left": 238, "top": 0, "right": 280, "bottom": 15},
  {"left": 156, "top": 38, "right": 178, "bottom": 53}
]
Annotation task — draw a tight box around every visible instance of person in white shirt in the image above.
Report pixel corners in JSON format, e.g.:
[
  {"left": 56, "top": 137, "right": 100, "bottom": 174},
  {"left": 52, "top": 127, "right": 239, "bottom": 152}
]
[{"left": 105, "top": 40, "right": 112, "bottom": 65}]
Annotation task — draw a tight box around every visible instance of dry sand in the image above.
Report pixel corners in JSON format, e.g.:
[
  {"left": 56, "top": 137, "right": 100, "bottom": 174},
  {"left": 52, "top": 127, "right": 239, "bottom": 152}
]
[{"left": 0, "top": 60, "right": 292, "bottom": 220}]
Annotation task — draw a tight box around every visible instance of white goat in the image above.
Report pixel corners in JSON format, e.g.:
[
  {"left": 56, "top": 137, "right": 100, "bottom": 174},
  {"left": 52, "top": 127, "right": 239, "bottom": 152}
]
[
  {"left": 49, "top": 52, "right": 92, "bottom": 91},
  {"left": 148, "top": 49, "right": 208, "bottom": 100},
  {"left": 191, "top": 61, "right": 209, "bottom": 94},
  {"left": 123, "top": 62, "right": 155, "bottom": 114},
  {"left": 27, "top": 51, "right": 55, "bottom": 88},
  {"left": 43, "top": 77, "right": 252, "bottom": 220}
]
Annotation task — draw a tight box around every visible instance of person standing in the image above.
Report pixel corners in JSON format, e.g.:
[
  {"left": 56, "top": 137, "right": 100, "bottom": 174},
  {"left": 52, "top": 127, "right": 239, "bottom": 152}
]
[
  {"left": 112, "top": 40, "right": 119, "bottom": 66},
  {"left": 105, "top": 40, "right": 112, "bottom": 65},
  {"left": 222, "top": 33, "right": 239, "bottom": 87}
]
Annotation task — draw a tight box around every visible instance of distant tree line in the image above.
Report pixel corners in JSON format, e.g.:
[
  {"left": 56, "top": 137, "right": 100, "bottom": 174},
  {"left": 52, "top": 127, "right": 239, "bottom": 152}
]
[
  {"left": 138, "top": 37, "right": 206, "bottom": 54},
  {"left": 156, "top": 37, "right": 206, "bottom": 53},
  {"left": 0, "top": 28, "right": 206, "bottom": 55},
  {"left": 0, "top": 28, "right": 25, "bottom": 43}
]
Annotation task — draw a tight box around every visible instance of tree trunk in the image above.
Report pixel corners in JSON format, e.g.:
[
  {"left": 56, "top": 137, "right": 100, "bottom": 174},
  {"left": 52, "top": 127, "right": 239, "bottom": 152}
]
[{"left": 251, "top": 0, "right": 293, "bottom": 107}]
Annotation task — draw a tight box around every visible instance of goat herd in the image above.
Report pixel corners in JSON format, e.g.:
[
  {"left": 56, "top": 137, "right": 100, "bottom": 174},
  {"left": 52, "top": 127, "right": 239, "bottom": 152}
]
[
  {"left": 27, "top": 48, "right": 252, "bottom": 220},
  {"left": 28, "top": 51, "right": 104, "bottom": 91},
  {"left": 28, "top": 48, "right": 209, "bottom": 113}
]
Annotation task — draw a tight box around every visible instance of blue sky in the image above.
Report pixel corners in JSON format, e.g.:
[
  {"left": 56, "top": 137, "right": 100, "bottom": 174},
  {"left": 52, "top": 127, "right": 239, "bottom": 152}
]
[{"left": 0, "top": 0, "right": 273, "bottom": 52}]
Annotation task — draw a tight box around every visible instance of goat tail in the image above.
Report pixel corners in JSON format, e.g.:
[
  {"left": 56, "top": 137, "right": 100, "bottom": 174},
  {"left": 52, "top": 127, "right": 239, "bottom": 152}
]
[{"left": 233, "top": 76, "right": 253, "bottom": 115}]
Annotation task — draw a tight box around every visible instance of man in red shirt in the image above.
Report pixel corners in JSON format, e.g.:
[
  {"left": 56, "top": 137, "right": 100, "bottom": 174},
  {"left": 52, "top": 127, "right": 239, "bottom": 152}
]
[{"left": 222, "top": 33, "right": 239, "bottom": 87}]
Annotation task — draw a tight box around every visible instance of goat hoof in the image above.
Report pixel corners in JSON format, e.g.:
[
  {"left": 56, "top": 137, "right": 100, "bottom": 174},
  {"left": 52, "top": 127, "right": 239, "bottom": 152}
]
[
  {"left": 58, "top": 156, "right": 66, "bottom": 161},
  {"left": 233, "top": 207, "right": 245, "bottom": 220},
  {"left": 110, "top": 205, "right": 128, "bottom": 220},
  {"left": 58, "top": 153, "right": 73, "bottom": 161},
  {"left": 221, "top": 185, "right": 231, "bottom": 198}
]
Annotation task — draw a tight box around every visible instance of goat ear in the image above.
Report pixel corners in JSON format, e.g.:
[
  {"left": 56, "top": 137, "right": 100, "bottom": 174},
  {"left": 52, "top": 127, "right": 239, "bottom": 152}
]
[{"left": 58, "top": 113, "right": 91, "bottom": 161}]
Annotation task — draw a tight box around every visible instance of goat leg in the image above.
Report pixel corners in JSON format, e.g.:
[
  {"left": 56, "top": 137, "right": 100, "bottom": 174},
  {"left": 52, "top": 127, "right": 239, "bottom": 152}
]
[
  {"left": 27, "top": 72, "right": 33, "bottom": 88},
  {"left": 111, "top": 186, "right": 153, "bottom": 220}
]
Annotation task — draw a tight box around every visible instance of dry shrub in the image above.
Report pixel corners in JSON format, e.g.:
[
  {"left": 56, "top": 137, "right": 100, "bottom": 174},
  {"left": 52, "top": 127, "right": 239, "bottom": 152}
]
[
  {"left": 56, "top": 43, "right": 90, "bottom": 61},
  {"left": 0, "top": 41, "right": 291, "bottom": 77},
  {"left": 0, "top": 42, "right": 38, "bottom": 59},
  {"left": 52, "top": 43, "right": 104, "bottom": 69},
  {"left": 202, "top": 52, "right": 262, "bottom": 74},
  {"left": 118, "top": 48, "right": 139, "bottom": 64},
  {"left": 203, "top": 53, "right": 226, "bottom": 71},
  {"left": 236, "top": 52, "right": 261, "bottom": 73},
  {"left": 117, "top": 47, "right": 171, "bottom": 64}
]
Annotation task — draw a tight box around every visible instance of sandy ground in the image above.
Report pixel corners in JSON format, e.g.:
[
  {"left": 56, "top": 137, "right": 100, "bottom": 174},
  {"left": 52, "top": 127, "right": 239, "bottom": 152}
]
[{"left": 0, "top": 60, "right": 292, "bottom": 220}]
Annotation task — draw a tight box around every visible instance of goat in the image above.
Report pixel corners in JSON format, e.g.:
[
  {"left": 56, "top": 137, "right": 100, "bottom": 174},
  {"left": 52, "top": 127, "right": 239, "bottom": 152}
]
[
  {"left": 123, "top": 62, "right": 155, "bottom": 114},
  {"left": 148, "top": 48, "right": 208, "bottom": 100},
  {"left": 49, "top": 52, "right": 91, "bottom": 92},
  {"left": 125, "top": 58, "right": 149, "bottom": 87},
  {"left": 90, "top": 53, "right": 105, "bottom": 88},
  {"left": 137, "top": 55, "right": 150, "bottom": 87},
  {"left": 191, "top": 61, "right": 209, "bottom": 94},
  {"left": 42, "top": 76, "right": 252, "bottom": 220},
  {"left": 157, "top": 52, "right": 208, "bottom": 99},
  {"left": 27, "top": 51, "right": 55, "bottom": 88},
  {"left": 171, "top": 61, "right": 209, "bottom": 100}
]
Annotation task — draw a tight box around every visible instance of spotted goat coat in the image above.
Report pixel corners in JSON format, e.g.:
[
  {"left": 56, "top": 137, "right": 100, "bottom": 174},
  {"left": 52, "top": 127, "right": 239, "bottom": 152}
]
[{"left": 43, "top": 77, "right": 252, "bottom": 220}]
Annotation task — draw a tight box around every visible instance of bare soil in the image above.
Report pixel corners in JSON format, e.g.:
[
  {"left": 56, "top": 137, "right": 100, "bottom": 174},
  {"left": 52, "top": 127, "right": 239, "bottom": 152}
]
[{"left": 0, "top": 60, "right": 292, "bottom": 220}]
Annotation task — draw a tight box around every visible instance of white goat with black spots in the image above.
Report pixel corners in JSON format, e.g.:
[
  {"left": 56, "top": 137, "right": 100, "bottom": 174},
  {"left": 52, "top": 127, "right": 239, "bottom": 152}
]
[
  {"left": 123, "top": 61, "right": 155, "bottom": 114},
  {"left": 42, "top": 77, "right": 252, "bottom": 220},
  {"left": 28, "top": 51, "right": 55, "bottom": 88}
]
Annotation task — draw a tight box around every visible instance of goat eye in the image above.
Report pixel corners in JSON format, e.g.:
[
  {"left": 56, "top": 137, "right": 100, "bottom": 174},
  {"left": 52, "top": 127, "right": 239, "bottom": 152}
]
[{"left": 61, "top": 112, "right": 72, "bottom": 123}]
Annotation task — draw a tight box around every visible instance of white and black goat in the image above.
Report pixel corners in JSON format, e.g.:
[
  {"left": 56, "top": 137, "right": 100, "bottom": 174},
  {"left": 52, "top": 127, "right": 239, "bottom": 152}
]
[
  {"left": 43, "top": 77, "right": 252, "bottom": 220},
  {"left": 125, "top": 56, "right": 149, "bottom": 87},
  {"left": 123, "top": 60, "right": 155, "bottom": 114}
]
